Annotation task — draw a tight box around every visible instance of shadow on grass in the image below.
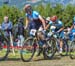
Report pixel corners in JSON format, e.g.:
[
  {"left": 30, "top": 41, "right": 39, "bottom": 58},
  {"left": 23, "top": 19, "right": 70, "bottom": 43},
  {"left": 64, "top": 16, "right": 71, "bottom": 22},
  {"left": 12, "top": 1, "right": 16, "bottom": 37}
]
[
  {"left": 33, "top": 56, "right": 61, "bottom": 62},
  {"left": 0, "top": 54, "right": 68, "bottom": 62},
  {"left": 0, "top": 58, "right": 21, "bottom": 62},
  {"left": 7, "top": 58, "right": 21, "bottom": 61}
]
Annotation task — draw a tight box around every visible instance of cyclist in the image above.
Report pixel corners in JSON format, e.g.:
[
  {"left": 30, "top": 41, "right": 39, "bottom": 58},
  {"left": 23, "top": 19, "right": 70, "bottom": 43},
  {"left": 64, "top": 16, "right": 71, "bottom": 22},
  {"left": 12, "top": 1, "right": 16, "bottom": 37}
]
[
  {"left": 70, "top": 16, "right": 75, "bottom": 30},
  {"left": 23, "top": 4, "right": 46, "bottom": 56},
  {"left": 45, "top": 16, "right": 64, "bottom": 54},
  {"left": 70, "top": 16, "right": 75, "bottom": 41}
]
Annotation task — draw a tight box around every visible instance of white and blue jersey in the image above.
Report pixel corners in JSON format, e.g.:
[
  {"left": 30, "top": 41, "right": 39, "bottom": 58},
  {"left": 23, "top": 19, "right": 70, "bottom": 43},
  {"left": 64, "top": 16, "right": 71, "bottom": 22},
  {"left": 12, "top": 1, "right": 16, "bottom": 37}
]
[
  {"left": 49, "top": 20, "right": 63, "bottom": 31},
  {"left": 49, "top": 20, "right": 64, "bottom": 39},
  {"left": 70, "top": 28, "right": 75, "bottom": 41},
  {"left": 70, "top": 16, "right": 75, "bottom": 40},
  {"left": 26, "top": 11, "right": 42, "bottom": 30}
]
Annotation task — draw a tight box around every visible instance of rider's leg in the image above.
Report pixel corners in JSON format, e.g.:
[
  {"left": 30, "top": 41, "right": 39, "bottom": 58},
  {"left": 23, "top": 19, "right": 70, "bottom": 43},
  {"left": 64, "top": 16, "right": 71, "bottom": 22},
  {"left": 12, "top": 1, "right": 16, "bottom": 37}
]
[
  {"left": 37, "top": 31, "right": 46, "bottom": 48},
  {"left": 59, "top": 31, "right": 64, "bottom": 54},
  {"left": 59, "top": 39, "right": 63, "bottom": 54},
  {"left": 37, "top": 31, "right": 46, "bottom": 56}
]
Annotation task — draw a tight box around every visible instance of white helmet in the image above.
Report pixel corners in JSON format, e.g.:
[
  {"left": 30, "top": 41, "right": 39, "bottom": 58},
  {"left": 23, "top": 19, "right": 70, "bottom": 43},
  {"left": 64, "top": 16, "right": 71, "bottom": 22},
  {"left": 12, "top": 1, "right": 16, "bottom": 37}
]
[{"left": 46, "top": 17, "right": 50, "bottom": 21}]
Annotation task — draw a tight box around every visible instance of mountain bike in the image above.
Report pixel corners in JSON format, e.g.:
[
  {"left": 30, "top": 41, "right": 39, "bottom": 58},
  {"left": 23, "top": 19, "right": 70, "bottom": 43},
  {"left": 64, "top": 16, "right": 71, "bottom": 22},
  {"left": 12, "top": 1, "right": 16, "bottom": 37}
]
[
  {"left": 0, "top": 29, "right": 9, "bottom": 61},
  {"left": 44, "top": 30, "right": 69, "bottom": 59},
  {"left": 20, "top": 29, "right": 51, "bottom": 62},
  {"left": 69, "top": 32, "right": 75, "bottom": 59}
]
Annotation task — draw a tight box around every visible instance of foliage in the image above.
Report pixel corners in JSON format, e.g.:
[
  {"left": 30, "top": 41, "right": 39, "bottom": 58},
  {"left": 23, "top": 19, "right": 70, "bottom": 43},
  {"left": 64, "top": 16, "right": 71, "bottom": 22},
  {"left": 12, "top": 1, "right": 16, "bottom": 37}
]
[
  {"left": 0, "top": 4, "right": 75, "bottom": 26},
  {"left": 33, "top": 4, "right": 75, "bottom": 27},
  {"left": 0, "top": 5, "right": 25, "bottom": 24}
]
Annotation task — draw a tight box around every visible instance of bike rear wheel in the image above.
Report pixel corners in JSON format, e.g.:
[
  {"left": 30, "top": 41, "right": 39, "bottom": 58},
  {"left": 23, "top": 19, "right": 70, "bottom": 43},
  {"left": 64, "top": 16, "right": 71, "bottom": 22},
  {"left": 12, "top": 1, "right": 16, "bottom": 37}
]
[
  {"left": 69, "top": 41, "right": 75, "bottom": 59},
  {"left": 62, "top": 40, "right": 69, "bottom": 56},
  {"left": 44, "top": 37, "right": 57, "bottom": 59}
]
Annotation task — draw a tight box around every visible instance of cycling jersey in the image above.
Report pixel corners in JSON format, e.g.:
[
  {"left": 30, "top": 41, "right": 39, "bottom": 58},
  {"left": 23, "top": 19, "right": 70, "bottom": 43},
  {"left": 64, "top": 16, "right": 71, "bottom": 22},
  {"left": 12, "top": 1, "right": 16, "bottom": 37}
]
[
  {"left": 49, "top": 20, "right": 63, "bottom": 31},
  {"left": 26, "top": 11, "right": 42, "bottom": 30},
  {"left": 70, "top": 28, "right": 75, "bottom": 41},
  {"left": 48, "top": 20, "right": 64, "bottom": 39},
  {"left": 73, "top": 16, "right": 75, "bottom": 22}
]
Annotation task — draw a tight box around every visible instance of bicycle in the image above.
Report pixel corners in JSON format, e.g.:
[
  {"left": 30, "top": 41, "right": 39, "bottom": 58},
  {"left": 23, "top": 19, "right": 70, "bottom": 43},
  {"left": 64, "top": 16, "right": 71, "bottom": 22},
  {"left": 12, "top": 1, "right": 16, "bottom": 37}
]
[
  {"left": 20, "top": 29, "right": 50, "bottom": 62},
  {"left": 69, "top": 32, "right": 75, "bottom": 59},
  {"left": 0, "top": 29, "right": 10, "bottom": 61},
  {"left": 44, "top": 28, "right": 70, "bottom": 59}
]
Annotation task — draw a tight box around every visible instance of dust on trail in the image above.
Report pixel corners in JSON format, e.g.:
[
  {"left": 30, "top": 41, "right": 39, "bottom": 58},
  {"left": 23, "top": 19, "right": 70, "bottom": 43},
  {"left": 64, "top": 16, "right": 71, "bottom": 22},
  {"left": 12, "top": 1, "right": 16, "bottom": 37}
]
[{"left": 0, "top": 56, "right": 75, "bottom": 66}]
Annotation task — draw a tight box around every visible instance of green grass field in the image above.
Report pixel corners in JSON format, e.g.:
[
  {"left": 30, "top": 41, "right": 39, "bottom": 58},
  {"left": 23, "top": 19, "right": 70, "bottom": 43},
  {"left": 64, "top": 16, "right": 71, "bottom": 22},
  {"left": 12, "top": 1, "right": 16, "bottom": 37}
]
[
  {"left": 0, "top": 50, "right": 75, "bottom": 66},
  {"left": 1, "top": 48, "right": 75, "bottom": 66}
]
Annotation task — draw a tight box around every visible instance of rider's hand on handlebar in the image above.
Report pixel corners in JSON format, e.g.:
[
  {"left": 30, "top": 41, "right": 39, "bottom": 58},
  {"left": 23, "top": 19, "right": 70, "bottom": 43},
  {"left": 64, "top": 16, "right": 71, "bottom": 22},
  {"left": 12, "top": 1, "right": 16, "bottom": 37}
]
[
  {"left": 24, "top": 26, "right": 27, "bottom": 30},
  {"left": 57, "top": 30, "right": 60, "bottom": 33}
]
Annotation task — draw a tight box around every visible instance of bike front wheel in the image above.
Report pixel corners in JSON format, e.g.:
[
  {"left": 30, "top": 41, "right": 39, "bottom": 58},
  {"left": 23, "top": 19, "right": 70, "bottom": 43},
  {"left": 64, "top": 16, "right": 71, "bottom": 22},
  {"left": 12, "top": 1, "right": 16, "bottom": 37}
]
[
  {"left": 0, "top": 36, "right": 9, "bottom": 61},
  {"left": 20, "top": 37, "right": 36, "bottom": 62}
]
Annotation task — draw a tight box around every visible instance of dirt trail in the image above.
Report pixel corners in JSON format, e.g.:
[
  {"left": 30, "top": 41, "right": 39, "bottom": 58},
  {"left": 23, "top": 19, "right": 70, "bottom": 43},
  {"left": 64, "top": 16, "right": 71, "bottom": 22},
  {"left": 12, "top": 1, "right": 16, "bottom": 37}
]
[{"left": 0, "top": 56, "right": 75, "bottom": 66}]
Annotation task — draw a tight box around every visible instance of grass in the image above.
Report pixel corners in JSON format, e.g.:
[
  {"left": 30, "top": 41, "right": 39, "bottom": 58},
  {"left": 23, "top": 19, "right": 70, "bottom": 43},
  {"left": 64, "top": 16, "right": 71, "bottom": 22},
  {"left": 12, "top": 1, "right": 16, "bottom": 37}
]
[
  {"left": 0, "top": 48, "right": 34, "bottom": 59},
  {"left": 1, "top": 50, "right": 75, "bottom": 66}
]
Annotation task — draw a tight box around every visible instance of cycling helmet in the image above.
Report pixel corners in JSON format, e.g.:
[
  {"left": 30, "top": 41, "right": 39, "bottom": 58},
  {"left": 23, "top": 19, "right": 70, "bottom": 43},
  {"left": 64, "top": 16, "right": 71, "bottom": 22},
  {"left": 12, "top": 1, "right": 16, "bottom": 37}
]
[
  {"left": 46, "top": 17, "right": 50, "bottom": 21},
  {"left": 50, "top": 15, "right": 57, "bottom": 22},
  {"left": 23, "top": 4, "right": 32, "bottom": 13}
]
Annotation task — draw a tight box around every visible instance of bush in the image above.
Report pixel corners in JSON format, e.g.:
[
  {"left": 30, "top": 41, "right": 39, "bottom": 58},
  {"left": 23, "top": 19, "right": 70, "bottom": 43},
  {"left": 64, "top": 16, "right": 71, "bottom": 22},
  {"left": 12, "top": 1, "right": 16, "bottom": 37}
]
[
  {"left": 33, "top": 4, "right": 75, "bottom": 27},
  {"left": 0, "top": 5, "right": 25, "bottom": 24},
  {"left": 0, "top": 4, "right": 75, "bottom": 27}
]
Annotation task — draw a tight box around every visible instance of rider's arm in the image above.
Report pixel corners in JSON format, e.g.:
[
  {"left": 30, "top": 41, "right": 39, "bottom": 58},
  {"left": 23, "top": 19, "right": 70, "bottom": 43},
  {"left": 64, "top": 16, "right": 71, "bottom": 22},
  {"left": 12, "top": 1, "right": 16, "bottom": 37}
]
[
  {"left": 45, "top": 24, "right": 50, "bottom": 30},
  {"left": 45, "top": 21, "right": 52, "bottom": 30},
  {"left": 64, "top": 29, "right": 68, "bottom": 32},
  {"left": 39, "top": 15, "right": 45, "bottom": 29},
  {"left": 25, "top": 17, "right": 29, "bottom": 29},
  {"left": 70, "top": 25, "right": 73, "bottom": 31},
  {"left": 57, "top": 27, "right": 64, "bottom": 32}
]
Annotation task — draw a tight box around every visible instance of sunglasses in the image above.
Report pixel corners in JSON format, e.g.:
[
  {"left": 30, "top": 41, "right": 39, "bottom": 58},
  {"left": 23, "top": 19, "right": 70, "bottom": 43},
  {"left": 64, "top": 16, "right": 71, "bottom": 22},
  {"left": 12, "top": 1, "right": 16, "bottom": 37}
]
[{"left": 25, "top": 7, "right": 32, "bottom": 13}]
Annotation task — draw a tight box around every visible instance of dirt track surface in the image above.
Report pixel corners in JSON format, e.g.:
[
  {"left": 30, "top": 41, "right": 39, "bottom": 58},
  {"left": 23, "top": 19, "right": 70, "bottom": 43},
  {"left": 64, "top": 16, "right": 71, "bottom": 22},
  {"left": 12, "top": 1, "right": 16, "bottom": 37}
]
[{"left": 0, "top": 56, "right": 75, "bottom": 66}]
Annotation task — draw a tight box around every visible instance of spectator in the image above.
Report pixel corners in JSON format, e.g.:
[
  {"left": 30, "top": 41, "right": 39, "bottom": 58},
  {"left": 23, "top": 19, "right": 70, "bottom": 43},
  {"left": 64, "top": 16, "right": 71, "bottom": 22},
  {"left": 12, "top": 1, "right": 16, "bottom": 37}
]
[{"left": 1, "top": 16, "right": 13, "bottom": 37}]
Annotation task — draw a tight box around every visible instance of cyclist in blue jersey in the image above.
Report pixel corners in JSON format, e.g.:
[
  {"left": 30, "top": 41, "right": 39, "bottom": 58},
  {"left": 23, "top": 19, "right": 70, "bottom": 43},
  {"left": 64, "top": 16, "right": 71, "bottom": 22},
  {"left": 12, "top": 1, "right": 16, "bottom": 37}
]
[
  {"left": 70, "top": 16, "right": 75, "bottom": 41},
  {"left": 23, "top": 4, "right": 46, "bottom": 56},
  {"left": 45, "top": 16, "right": 64, "bottom": 54},
  {"left": 23, "top": 4, "right": 45, "bottom": 30}
]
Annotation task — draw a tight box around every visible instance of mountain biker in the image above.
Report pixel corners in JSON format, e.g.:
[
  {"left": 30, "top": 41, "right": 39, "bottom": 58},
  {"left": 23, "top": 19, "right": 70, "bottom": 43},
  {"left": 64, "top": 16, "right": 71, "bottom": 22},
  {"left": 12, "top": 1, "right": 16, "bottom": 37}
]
[
  {"left": 23, "top": 4, "right": 46, "bottom": 56},
  {"left": 1, "top": 16, "right": 13, "bottom": 37},
  {"left": 45, "top": 16, "right": 64, "bottom": 54},
  {"left": 70, "top": 16, "right": 75, "bottom": 41}
]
